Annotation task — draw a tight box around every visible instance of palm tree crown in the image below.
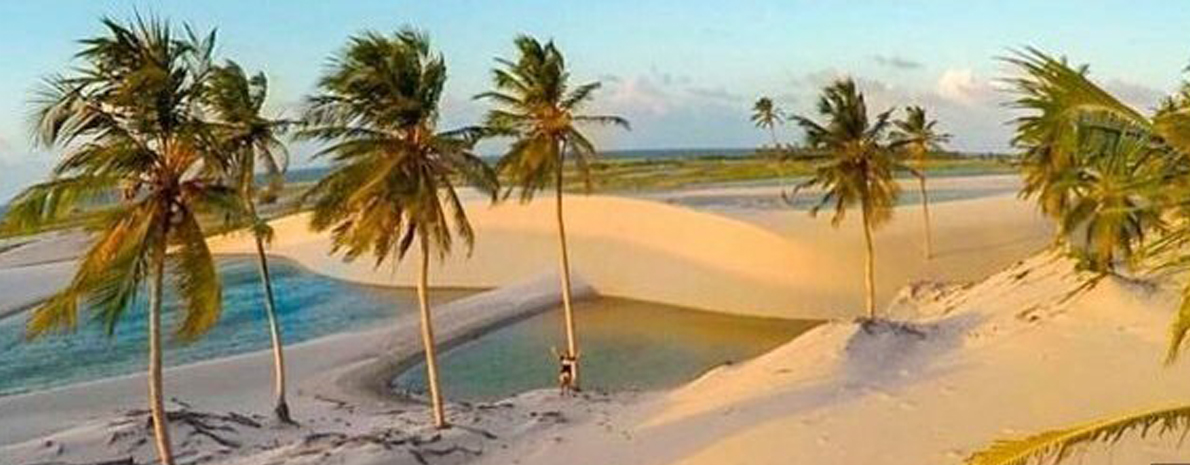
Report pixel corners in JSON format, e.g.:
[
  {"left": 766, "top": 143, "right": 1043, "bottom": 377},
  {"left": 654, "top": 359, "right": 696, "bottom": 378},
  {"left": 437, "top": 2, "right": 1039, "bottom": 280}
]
[
  {"left": 10, "top": 16, "right": 230, "bottom": 346},
  {"left": 791, "top": 78, "right": 901, "bottom": 227},
  {"left": 891, "top": 106, "right": 949, "bottom": 161},
  {"left": 752, "top": 96, "right": 783, "bottom": 147},
  {"left": 476, "top": 35, "right": 629, "bottom": 197},
  {"left": 301, "top": 29, "right": 497, "bottom": 262}
]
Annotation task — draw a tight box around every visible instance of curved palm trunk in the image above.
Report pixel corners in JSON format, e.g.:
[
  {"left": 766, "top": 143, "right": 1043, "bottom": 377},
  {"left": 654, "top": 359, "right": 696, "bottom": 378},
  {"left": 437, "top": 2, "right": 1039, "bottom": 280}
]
[
  {"left": 252, "top": 233, "right": 292, "bottom": 424},
  {"left": 554, "top": 151, "right": 580, "bottom": 389},
  {"left": 861, "top": 204, "right": 877, "bottom": 319},
  {"left": 416, "top": 236, "right": 447, "bottom": 428},
  {"left": 918, "top": 175, "right": 934, "bottom": 259},
  {"left": 768, "top": 126, "right": 779, "bottom": 148},
  {"left": 148, "top": 227, "right": 176, "bottom": 465}
]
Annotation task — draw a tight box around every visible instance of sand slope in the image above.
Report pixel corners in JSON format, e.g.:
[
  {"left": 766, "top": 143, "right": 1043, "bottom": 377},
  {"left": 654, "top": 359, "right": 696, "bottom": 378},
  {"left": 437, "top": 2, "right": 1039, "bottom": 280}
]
[{"left": 475, "top": 251, "right": 1190, "bottom": 465}]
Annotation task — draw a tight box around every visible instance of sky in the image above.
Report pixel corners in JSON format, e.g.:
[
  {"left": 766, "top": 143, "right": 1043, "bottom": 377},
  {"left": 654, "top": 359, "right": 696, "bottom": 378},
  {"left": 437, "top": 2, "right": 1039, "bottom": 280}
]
[{"left": 1, "top": 0, "right": 1189, "bottom": 199}]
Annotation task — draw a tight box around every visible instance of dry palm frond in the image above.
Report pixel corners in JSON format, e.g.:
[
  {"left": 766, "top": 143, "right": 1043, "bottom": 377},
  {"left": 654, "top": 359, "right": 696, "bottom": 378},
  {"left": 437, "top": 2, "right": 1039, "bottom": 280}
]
[{"left": 966, "top": 404, "right": 1190, "bottom": 465}]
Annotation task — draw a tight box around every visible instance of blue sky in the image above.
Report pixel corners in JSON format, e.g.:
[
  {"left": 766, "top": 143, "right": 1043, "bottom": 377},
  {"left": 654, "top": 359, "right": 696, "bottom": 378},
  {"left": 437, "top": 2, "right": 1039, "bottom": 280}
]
[{"left": 1, "top": 1, "right": 1189, "bottom": 198}]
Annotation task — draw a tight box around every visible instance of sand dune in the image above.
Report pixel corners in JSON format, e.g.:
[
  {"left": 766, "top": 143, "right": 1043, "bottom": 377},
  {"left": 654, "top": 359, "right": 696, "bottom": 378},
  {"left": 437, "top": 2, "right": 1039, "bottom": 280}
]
[
  {"left": 474, "top": 251, "right": 1190, "bottom": 465},
  {"left": 209, "top": 176, "right": 1052, "bottom": 319}
]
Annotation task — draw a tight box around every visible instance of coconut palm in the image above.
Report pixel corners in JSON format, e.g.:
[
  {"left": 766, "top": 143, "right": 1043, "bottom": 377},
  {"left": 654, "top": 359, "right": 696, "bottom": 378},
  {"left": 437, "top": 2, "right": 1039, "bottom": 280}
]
[
  {"left": 964, "top": 49, "right": 1190, "bottom": 465},
  {"left": 890, "top": 106, "right": 950, "bottom": 259},
  {"left": 2, "top": 18, "right": 233, "bottom": 465},
  {"left": 790, "top": 78, "right": 902, "bottom": 319},
  {"left": 475, "top": 35, "right": 628, "bottom": 390},
  {"left": 1058, "top": 136, "right": 1164, "bottom": 273},
  {"left": 752, "top": 96, "right": 783, "bottom": 148},
  {"left": 298, "top": 29, "right": 497, "bottom": 429},
  {"left": 205, "top": 61, "right": 295, "bottom": 423}
]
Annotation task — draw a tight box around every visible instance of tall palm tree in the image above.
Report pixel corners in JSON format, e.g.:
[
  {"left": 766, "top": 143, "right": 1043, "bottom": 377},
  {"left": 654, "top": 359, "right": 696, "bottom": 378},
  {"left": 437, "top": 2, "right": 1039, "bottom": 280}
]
[
  {"left": 890, "top": 106, "right": 950, "bottom": 259},
  {"left": 965, "top": 48, "right": 1190, "bottom": 465},
  {"left": 299, "top": 29, "right": 497, "bottom": 429},
  {"left": 475, "top": 35, "right": 628, "bottom": 390},
  {"left": 752, "top": 96, "right": 783, "bottom": 148},
  {"left": 790, "top": 78, "right": 902, "bottom": 319},
  {"left": 205, "top": 61, "right": 295, "bottom": 423},
  {"left": 2, "top": 18, "right": 233, "bottom": 465}
]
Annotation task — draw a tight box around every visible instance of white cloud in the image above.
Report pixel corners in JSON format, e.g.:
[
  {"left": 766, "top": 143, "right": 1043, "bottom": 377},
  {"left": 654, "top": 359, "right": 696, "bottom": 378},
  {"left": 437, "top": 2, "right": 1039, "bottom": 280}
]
[
  {"left": 784, "top": 68, "right": 1011, "bottom": 152},
  {"left": 936, "top": 69, "right": 994, "bottom": 105},
  {"left": 601, "top": 75, "right": 674, "bottom": 117}
]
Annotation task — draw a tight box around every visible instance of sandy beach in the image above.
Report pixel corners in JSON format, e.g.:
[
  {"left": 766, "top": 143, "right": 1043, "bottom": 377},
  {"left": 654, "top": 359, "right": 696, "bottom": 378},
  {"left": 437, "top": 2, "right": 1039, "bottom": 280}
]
[{"left": 0, "top": 174, "right": 1089, "bottom": 465}]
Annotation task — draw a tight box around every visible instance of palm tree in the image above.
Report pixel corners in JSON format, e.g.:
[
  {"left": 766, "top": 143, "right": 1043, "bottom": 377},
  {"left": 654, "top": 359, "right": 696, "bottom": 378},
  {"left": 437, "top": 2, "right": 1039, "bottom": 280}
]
[
  {"left": 752, "top": 96, "right": 783, "bottom": 148},
  {"left": 890, "top": 106, "right": 950, "bottom": 259},
  {"left": 964, "top": 48, "right": 1190, "bottom": 465},
  {"left": 298, "top": 29, "right": 497, "bottom": 429},
  {"left": 2, "top": 18, "right": 233, "bottom": 465},
  {"left": 1058, "top": 136, "right": 1164, "bottom": 273},
  {"left": 790, "top": 78, "right": 902, "bottom": 319},
  {"left": 475, "top": 35, "right": 628, "bottom": 390},
  {"left": 205, "top": 61, "right": 295, "bottom": 423}
]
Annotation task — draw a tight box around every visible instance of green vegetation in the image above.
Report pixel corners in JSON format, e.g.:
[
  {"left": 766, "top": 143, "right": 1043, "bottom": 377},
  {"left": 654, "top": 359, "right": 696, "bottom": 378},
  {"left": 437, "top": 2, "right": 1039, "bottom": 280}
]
[
  {"left": 966, "top": 49, "right": 1190, "bottom": 465},
  {"left": 751, "top": 96, "right": 784, "bottom": 148},
  {"left": 582, "top": 152, "right": 1006, "bottom": 191}
]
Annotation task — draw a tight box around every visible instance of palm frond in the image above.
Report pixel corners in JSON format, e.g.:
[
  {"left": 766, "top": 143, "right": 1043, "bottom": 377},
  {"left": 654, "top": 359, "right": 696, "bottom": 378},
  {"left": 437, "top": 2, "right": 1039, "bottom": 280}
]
[
  {"left": 171, "top": 207, "right": 222, "bottom": 339},
  {"left": 966, "top": 404, "right": 1190, "bottom": 465}
]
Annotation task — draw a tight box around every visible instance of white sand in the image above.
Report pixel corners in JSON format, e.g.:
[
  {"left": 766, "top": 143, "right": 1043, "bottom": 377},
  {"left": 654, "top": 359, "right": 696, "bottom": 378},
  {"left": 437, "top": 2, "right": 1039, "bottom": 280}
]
[
  {"left": 1, "top": 275, "right": 596, "bottom": 464},
  {"left": 472, "top": 251, "right": 1190, "bottom": 465},
  {"left": 4, "top": 174, "right": 1104, "bottom": 465}
]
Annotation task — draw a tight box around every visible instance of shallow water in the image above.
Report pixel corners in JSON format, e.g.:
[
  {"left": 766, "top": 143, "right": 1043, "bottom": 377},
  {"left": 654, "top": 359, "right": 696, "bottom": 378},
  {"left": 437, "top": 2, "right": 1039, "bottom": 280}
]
[
  {"left": 394, "top": 298, "right": 819, "bottom": 402},
  {"left": 0, "top": 256, "right": 471, "bottom": 397}
]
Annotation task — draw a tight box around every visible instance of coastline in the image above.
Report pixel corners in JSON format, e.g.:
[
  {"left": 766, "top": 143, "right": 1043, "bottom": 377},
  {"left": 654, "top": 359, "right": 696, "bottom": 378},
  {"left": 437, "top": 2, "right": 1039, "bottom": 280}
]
[{"left": 0, "top": 274, "right": 594, "bottom": 452}]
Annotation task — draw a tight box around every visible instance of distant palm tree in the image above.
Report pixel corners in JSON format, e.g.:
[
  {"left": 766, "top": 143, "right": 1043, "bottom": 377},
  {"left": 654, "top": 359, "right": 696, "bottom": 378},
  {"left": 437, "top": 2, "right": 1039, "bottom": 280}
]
[
  {"left": 475, "top": 35, "right": 628, "bottom": 390},
  {"left": 2, "top": 18, "right": 233, "bottom": 465},
  {"left": 299, "top": 29, "right": 497, "bottom": 429},
  {"left": 790, "top": 78, "right": 902, "bottom": 319},
  {"left": 205, "top": 61, "right": 295, "bottom": 423},
  {"left": 964, "top": 48, "right": 1190, "bottom": 465},
  {"left": 891, "top": 106, "right": 950, "bottom": 259},
  {"left": 752, "top": 96, "right": 783, "bottom": 148}
]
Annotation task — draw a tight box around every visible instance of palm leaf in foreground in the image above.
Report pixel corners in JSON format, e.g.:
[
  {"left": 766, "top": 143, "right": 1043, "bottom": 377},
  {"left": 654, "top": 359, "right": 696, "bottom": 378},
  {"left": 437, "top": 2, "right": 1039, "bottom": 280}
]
[{"left": 966, "top": 404, "right": 1190, "bottom": 465}]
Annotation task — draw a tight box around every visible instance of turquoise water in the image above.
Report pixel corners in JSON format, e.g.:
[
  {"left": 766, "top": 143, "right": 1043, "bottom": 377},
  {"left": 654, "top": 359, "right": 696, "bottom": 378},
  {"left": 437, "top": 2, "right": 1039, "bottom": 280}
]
[
  {"left": 394, "top": 298, "right": 819, "bottom": 402},
  {"left": 0, "top": 256, "right": 469, "bottom": 397},
  {"left": 1, "top": 257, "right": 817, "bottom": 401}
]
